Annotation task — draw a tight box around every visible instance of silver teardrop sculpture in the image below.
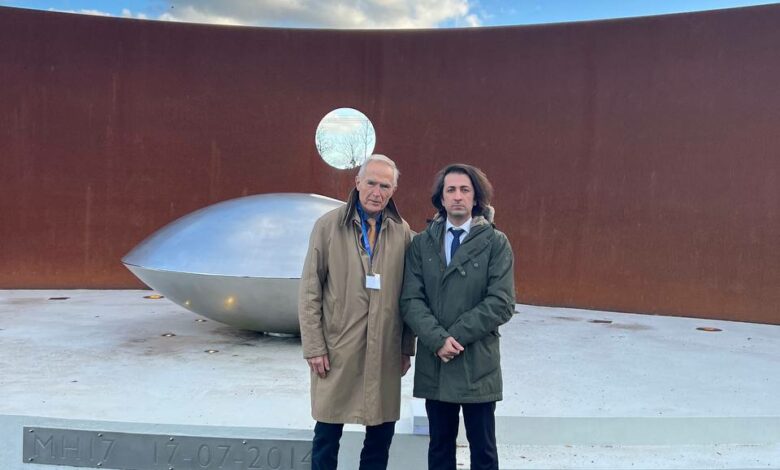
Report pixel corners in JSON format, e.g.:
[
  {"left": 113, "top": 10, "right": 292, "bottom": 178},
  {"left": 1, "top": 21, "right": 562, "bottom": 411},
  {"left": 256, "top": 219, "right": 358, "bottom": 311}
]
[{"left": 122, "top": 193, "right": 344, "bottom": 334}]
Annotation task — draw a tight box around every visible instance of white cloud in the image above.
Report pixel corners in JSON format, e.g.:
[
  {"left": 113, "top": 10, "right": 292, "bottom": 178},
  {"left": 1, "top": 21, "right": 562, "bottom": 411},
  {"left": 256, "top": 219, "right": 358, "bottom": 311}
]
[
  {"left": 78, "top": 8, "right": 111, "bottom": 16},
  {"left": 49, "top": 7, "right": 111, "bottom": 16},
  {"left": 46, "top": 1, "right": 482, "bottom": 29},
  {"left": 158, "top": 0, "right": 481, "bottom": 29},
  {"left": 464, "top": 13, "right": 481, "bottom": 27},
  {"left": 49, "top": 7, "right": 148, "bottom": 20},
  {"left": 159, "top": 5, "right": 244, "bottom": 26},
  {"left": 122, "top": 8, "right": 148, "bottom": 20}
]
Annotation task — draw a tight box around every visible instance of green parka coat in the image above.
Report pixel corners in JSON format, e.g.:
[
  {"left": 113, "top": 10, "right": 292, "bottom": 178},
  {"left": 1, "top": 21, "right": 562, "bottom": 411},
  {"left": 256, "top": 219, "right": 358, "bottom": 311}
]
[{"left": 400, "top": 210, "right": 515, "bottom": 403}]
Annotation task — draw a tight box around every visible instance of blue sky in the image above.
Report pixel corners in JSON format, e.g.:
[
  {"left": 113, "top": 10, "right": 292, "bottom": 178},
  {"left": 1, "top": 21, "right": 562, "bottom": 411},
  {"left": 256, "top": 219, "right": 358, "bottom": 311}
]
[{"left": 0, "top": 0, "right": 777, "bottom": 28}]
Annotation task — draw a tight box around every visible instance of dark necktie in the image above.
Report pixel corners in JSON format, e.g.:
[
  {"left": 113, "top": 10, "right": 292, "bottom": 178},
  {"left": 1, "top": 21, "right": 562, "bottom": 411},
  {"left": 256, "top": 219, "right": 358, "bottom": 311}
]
[{"left": 449, "top": 228, "right": 465, "bottom": 263}]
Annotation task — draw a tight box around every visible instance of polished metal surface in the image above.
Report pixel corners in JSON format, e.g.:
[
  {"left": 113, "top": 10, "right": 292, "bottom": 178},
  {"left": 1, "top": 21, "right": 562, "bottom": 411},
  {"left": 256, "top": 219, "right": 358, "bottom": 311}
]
[
  {"left": 123, "top": 193, "right": 343, "bottom": 278},
  {"left": 123, "top": 193, "right": 344, "bottom": 334}
]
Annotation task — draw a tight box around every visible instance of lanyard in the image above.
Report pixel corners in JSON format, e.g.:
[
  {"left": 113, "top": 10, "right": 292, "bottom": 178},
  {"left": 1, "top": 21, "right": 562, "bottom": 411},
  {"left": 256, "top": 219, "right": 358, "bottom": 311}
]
[{"left": 356, "top": 205, "right": 381, "bottom": 262}]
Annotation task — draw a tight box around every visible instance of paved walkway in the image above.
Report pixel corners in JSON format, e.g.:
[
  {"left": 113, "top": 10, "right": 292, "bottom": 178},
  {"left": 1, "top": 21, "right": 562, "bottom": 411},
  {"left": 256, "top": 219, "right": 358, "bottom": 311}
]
[{"left": 1, "top": 290, "right": 778, "bottom": 469}]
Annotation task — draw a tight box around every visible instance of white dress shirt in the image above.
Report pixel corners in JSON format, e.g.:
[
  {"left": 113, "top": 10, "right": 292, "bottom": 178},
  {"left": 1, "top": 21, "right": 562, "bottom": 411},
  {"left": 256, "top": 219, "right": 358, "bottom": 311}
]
[{"left": 445, "top": 218, "right": 472, "bottom": 266}]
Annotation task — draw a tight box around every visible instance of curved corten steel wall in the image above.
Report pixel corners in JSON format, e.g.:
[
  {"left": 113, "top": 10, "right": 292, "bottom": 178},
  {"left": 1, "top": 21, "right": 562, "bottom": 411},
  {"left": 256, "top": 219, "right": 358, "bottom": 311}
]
[{"left": 1, "top": 6, "right": 778, "bottom": 324}]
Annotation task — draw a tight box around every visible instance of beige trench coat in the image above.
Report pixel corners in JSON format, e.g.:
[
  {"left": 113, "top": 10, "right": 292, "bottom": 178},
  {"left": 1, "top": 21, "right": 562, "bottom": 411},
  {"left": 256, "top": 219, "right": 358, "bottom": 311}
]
[{"left": 298, "top": 189, "right": 415, "bottom": 426}]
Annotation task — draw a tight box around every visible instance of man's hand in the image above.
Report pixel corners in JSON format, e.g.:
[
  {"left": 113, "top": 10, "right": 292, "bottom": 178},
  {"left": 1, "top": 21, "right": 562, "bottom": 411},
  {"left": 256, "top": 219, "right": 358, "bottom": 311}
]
[
  {"left": 436, "top": 336, "right": 464, "bottom": 363},
  {"left": 401, "top": 354, "right": 411, "bottom": 376},
  {"left": 307, "top": 354, "right": 330, "bottom": 378}
]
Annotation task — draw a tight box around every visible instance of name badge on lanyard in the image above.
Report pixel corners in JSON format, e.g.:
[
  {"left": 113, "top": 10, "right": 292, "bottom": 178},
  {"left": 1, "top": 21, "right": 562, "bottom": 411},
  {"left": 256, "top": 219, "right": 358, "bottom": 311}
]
[
  {"left": 360, "top": 213, "right": 381, "bottom": 291},
  {"left": 366, "top": 274, "right": 381, "bottom": 290}
]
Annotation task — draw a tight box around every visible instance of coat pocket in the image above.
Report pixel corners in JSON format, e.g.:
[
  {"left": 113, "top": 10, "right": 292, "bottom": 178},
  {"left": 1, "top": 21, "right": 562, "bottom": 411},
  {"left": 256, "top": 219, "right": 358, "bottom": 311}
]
[
  {"left": 466, "top": 333, "right": 500, "bottom": 385},
  {"left": 413, "top": 347, "right": 439, "bottom": 394},
  {"left": 323, "top": 297, "right": 344, "bottom": 336}
]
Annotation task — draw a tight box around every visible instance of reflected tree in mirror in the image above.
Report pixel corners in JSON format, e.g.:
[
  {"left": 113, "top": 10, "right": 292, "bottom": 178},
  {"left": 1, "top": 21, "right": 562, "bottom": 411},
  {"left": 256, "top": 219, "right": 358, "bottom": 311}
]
[{"left": 315, "top": 108, "right": 376, "bottom": 169}]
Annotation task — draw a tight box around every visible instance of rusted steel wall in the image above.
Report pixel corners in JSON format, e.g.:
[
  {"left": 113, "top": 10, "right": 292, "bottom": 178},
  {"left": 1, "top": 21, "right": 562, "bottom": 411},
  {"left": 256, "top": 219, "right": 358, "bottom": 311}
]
[{"left": 1, "top": 6, "right": 778, "bottom": 323}]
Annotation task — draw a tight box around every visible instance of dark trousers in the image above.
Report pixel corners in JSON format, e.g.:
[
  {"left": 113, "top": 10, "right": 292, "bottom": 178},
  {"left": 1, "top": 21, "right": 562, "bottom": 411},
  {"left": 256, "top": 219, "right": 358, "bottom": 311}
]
[
  {"left": 425, "top": 400, "right": 498, "bottom": 470},
  {"left": 312, "top": 420, "right": 396, "bottom": 470}
]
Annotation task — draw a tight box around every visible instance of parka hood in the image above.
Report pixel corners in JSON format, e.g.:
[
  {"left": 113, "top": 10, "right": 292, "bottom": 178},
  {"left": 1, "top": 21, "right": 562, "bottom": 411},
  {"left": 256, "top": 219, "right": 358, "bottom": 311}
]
[
  {"left": 430, "top": 204, "right": 495, "bottom": 226},
  {"left": 432, "top": 204, "right": 496, "bottom": 224}
]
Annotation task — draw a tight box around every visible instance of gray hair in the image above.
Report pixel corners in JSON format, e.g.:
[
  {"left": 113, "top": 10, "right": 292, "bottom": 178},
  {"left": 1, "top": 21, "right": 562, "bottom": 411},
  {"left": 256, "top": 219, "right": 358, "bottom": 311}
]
[{"left": 357, "top": 154, "right": 400, "bottom": 187}]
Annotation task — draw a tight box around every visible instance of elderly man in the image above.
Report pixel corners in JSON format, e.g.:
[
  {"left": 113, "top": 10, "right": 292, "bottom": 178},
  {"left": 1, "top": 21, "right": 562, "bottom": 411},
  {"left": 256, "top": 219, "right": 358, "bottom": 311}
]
[
  {"left": 299, "top": 154, "right": 415, "bottom": 470},
  {"left": 401, "top": 163, "right": 515, "bottom": 470}
]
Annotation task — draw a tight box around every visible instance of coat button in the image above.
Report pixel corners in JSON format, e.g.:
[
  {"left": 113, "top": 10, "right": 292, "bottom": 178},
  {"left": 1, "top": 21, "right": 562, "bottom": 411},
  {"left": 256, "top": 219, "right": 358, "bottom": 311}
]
[{"left": 473, "top": 262, "right": 479, "bottom": 267}]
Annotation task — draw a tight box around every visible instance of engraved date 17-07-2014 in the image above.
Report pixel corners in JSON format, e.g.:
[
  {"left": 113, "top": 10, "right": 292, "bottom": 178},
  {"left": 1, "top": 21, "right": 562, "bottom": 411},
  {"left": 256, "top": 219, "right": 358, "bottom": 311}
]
[{"left": 23, "top": 427, "right": 312, "bottom": 470}]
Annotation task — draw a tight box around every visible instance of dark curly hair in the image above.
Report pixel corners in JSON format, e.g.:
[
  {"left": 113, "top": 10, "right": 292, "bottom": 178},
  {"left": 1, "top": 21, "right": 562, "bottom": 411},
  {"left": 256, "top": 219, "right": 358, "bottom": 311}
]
[{"left": 431, "top": 163, "right": 494, "bottom": 220}]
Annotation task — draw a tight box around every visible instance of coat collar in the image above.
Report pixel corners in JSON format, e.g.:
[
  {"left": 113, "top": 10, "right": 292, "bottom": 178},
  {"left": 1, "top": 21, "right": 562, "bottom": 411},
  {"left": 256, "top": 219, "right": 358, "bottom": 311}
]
[
  {"left": 430, "top": 204, "right": 495, "bottom": 225},
  {"left": 427, "top": 204, "right": 495, "bottom": 241},
  {"left": 424, "top": 212, "right": 492, "bottom": 248},
  {"left": 339, "top": 188, "right": 403, "bottom": 227}
]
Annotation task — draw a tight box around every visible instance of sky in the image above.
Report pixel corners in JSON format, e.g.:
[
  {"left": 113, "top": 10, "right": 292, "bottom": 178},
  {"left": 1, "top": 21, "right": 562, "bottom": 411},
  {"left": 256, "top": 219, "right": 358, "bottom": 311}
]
[
  {"left": 316, "top": 108, "right": 376, "bottom": 169},
  {"left": 0, "top": 0, "right": 778, "bottom": 29}
]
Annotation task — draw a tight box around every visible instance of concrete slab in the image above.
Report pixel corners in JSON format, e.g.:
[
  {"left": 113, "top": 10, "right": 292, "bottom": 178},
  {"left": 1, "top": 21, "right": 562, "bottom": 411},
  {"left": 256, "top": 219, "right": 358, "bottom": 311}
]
[
  {"left": 506, "top": 304, "right": 780, "bottom": 419},
  {"left": 1, "top": 290, "right": 779, "bottom": 469},
  {"left": 478, "top": 443, "right": 780, "bottom": 469}
]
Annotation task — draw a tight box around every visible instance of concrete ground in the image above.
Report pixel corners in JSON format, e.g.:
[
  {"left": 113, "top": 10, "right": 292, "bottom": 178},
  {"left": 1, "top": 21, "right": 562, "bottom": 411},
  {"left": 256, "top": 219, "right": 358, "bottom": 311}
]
[{"left": 1, "top": 290, "right": 778, "bottom": 469}]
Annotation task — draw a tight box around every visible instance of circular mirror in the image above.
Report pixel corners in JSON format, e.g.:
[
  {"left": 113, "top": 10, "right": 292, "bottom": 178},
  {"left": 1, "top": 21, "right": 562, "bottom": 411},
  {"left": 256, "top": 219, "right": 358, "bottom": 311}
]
[{"left": 315, "top": 108, "right": 376, "bottom": 169}]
